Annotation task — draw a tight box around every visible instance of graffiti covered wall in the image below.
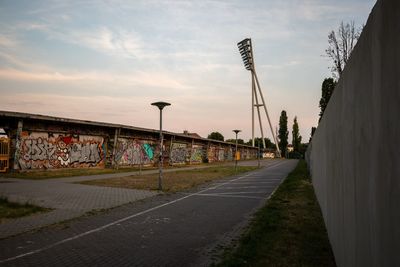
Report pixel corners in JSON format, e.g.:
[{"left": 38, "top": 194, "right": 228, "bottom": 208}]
[
  {"left": 207, "top": 145, "right": 217, "bottom": 163},
  {"left": 217, "top": 148, "right": 225, "bottom": 161},
  {"left": 190, "top": 144, "right": 204, "bottom": 163},
  {"left": 18, "top": 132, "right": 105, "bottom": 170},
  {"left": 226, "top": 147, "right": 233, "bottom": 161},
  {"left": 114, "top": 138, "right": 156, "bottom": 166},
  {"left": 170, "top": 142, "right": 188, "bottom": 164},
  {"left": 1, "top": 111, "right": 259, "bottom": 171}
]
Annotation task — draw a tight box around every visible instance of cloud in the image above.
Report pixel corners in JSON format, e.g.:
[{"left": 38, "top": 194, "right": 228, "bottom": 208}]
[
  {"left": 4, "top": 18, "right": 150, "bottom": 60},
  {"left": 30, "top": 25, "right": 148, "bottom": 59},
  {"left": 292, "top": 0, "right": 374, "bottom": 22},
  {"left": 0, "top": 67, "right": 189, "bottom": 90},
  {"left": 0, "top": 69, "right": 74, "bottom": 81},
  {"left": 69, "top": 27, "right": 148, "bottom": 59},
  {"left": 259, "top": 60, "right": 301, "bottom": 70},
  {"left": 0, "top": 34, "right": 17, "bottom": 48},
  {"left": 0, "top": 93, "right": 144, "bottom": 125},
  {"left": 293, "top": 1, "right": 345, "bottom": 21},
  {"left": 0, "top": 51, "right": 54, "bottom": 73}
]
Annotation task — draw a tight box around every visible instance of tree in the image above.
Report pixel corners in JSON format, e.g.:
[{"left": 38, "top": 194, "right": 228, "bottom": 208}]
[
  {"left": 319, "top": 78, "right": 337, "bottom": 121},
  {"left": 309, "top": 126, "right": 317, "bottom": 142},
  {"left": 246, "top": 138, "right": 275, "bottom": 148},
  {"left": 278, "top": 110, "right": 288, "bottom": 157},
  {"left": 326, "top": 21, "right": 361, "bottom": 79},
  {"left": 292, "top": 116, "right": 302, "bottom": 152},
  {"left": 207, "top": 132, "right": 224, "bottom": 141},
  {"left": 226, "top": 138, "right": 244, "bottom": 145}
]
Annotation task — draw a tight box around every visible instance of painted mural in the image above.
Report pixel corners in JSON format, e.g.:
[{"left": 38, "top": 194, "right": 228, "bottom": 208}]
[
  {"left": 218, "top": 148, "right": 225, "bottom": 161},
  {"left": 114, "top": 138, "right": 155, "bottom": 166},
  {"left": 207, "top": 146, "right": 218, "bottom": 163},
  {"left": 190, "top": 145, "right": 204, "bottom": 163},
  {"left": 207, "top": 146, "right": 229, "bottom": 162},
  {"left": 226, "top": 147, "right": 233, "bottom": 161},
  {"left": 14, "top": 131, "right": 256, "bottom": 170},
  {"left": 18, "top": 132, "right": 105, "bottom": 170},
  {"left": 240, "top": 148, "right": 253, "bottom": 160},
  {"left": 170, "top": 143, "right": 188, "bottom": 164}
]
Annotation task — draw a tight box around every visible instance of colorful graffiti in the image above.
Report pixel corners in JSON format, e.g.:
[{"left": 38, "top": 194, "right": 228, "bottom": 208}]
[
  {"left": 239, "top": 148, "right": 252, "bottom": 160},
  {"left": 15, "top": 131, "right": 255, "bottom": 170},
  {"left": 218, "top": 149, "right": 225, "bottom": 161},
  {"left": 143, "top": 143, "right": 154, "bottom": 159},
  {"left": 190, "top": 145, "right": 204, "bottom": 163},
  {"left": 18, "top": 132, "right": 104, "bottom": 170},
  {"left": 114, "top": 138, "right": 155, "bottom": 166},
  {"left": 226, "top": 147, "right": 233, "bottom": 161},
  {"left": 207, "top": 146, "right": 228, "bottom": 162},
  {"left": 207, "top": 146, "right": 218, "bottom": 163},
  {"left": 243, "top": 149, "right": 252, "bottom": 159},
  {"left": 170, "top": 143, "right": 188, "bottom": 164}
]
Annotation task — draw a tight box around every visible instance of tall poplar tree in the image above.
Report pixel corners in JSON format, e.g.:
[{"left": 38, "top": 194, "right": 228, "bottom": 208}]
[
  {"left": 278, "top": 110, "right": 288, "bottom": 157},
  {"left": 292, "top": 116, "right": 302, "bottom": 152}
]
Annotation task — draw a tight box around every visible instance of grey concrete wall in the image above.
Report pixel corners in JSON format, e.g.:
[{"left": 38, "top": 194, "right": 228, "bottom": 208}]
[{"left": 307, "top": 0, "right": 400, "bottom": 266}]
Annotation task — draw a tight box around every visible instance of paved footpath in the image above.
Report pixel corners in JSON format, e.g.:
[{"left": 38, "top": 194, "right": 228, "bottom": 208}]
[
  {"left": 0, "top": 159, "right": 297, "bottom": 266},
  {"left": 0, "top": 178, "right": 158, "bottom": 239},
  {"left": 0, "top": 163, "right": 239, "bottom": 239}
]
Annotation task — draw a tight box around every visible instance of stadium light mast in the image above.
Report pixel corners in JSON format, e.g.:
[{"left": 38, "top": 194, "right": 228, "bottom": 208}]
[{"left": 237, "top": 38, "right": 281, "bottom": 157}]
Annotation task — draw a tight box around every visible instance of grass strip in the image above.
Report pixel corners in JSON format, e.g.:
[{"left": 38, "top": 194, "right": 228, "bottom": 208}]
[
  {"left": 0, "top": 162, "right": 232, "bottom": 180},
  {"left": 0, "top": 197, "right": 50, "bottom": 223},
  {"left": 215, "top": 160, "right": 336, "bottom": 267},
  {"left": 0, "top": 166, "right": 157, "bottom": 180},
  {"left": 80, "top": 166, "right": 258, "bottom": 193}
]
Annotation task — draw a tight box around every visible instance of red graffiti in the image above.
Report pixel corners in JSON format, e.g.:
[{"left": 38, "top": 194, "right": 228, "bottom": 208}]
[{"left": 61, "top": 136, "right": 73, "bottom": 145}]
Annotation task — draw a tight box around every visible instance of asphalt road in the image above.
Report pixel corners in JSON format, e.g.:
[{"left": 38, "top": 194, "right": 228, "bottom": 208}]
[{"left": 0, "top": 159, "right": 298, "bottom": 267}]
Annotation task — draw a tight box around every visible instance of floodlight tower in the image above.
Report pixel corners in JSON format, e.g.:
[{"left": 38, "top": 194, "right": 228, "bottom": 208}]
[{"left": 237, "top": 38, "right": 281, "bottom": 157}]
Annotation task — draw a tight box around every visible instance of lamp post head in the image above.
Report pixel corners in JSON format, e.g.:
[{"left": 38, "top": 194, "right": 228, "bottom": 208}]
[
  {"left": 151, "top": 101, "right": 171, "bottom": 110},
  {"left": 233, "top": 129, "right": 241, "bottom": 135}
]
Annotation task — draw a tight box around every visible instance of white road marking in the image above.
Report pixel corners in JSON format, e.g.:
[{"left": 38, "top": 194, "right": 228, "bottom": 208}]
[
  {"left": 211, "top": 186, "right": 275, "bottom": 190},
  {"left": 213, "top": 179, "right": 281, "bottom": 184},
  {"left": 182, "top": 191, "right": 268, "bottom": 196},
  {"left": 226, "top": 181, "right": 278, "bottom": 184},
  {"left": 0, "top": 160, "right": 290, "bottom": 263},
  {"left": 237, "top": 178, "right": 282, "bottom": 181},
  {"left": 205, "top": 191, "right": 268, "bottom": 195},
  {"left": 194, "top": 194, "right": 264, "bottom": 200}
]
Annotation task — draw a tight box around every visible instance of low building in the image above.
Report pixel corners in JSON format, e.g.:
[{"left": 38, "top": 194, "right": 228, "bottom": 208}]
[{"left": 0, "top": 111, "right": 258, "bottom": 172}]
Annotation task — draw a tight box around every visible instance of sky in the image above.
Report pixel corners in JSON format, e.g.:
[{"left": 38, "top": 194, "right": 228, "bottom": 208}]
[{"left": 0, "top": 0, "right": 376, "bottom": 143}]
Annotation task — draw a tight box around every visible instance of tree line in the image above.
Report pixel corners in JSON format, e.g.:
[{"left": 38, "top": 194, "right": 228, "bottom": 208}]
[
  {"left": 208, "top": 21, "right": 362, "bottom": 157},
  {"left": 207, "top": 112, "right": 304, "bottom": 159}
]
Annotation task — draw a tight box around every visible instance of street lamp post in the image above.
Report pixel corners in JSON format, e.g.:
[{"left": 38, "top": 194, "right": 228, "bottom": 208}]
[
  {"left": 233, "top": 130, "right": 241, "bottom": 171},
  {"left": 151, "top": 101, "right": 171, "bottom": 191}
]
